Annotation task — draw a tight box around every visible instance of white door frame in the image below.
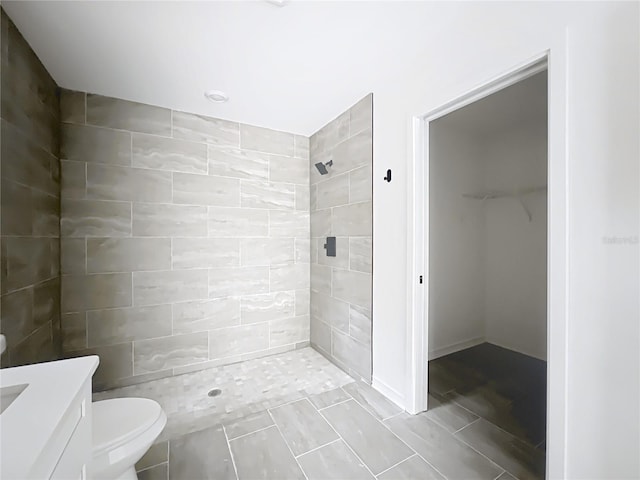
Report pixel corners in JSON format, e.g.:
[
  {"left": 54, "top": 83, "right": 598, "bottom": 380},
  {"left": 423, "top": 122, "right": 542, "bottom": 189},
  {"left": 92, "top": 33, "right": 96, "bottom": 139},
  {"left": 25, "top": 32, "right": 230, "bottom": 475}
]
[{"left": 406, "top": 50, "right": 569, "bottom": 476}]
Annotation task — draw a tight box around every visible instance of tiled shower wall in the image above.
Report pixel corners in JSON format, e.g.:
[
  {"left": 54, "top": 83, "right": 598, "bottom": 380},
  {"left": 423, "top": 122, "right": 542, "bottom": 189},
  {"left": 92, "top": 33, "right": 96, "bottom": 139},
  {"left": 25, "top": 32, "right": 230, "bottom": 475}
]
[
  {"left": 0, "top": 9, "right": 61, "bottom": 367},
  {"left": 309, "top": 95, "right": 372, "bottom": 381},
  {"left": 59, "top": 91, "right": 310, "bottom": 390}
]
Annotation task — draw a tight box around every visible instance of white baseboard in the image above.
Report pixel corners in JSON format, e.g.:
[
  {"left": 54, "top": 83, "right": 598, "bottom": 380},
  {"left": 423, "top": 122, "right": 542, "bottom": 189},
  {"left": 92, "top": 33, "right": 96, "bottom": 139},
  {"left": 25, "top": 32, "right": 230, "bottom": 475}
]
[
  {"left": 484, "top": 337, "right": 547, "bottom": 361},
  {"left": 428, "top": 336, "right": 485, "bottom": 360},
  {"left": 372, "top": 377, "right": 405, "bottom": 410}
]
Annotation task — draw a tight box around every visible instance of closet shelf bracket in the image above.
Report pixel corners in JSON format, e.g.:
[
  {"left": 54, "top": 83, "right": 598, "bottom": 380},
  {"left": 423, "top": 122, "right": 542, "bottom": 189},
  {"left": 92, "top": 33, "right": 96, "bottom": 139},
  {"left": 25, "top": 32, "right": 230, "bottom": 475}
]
[{"left": 462, "top": 185, "right": 546, "bottom": 222}]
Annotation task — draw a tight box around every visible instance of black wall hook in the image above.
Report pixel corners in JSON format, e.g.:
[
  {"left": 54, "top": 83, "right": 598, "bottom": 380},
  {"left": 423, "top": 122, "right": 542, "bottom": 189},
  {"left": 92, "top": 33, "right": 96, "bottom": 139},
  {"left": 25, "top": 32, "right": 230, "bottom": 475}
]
[{"left": 383, "top": 169, "right": 392, "bottom": 182}]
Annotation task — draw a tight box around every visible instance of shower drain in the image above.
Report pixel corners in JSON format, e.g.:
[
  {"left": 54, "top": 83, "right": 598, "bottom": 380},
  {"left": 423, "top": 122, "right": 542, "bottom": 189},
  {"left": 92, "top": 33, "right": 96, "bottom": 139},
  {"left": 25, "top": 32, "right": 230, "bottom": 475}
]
[{"left": 208, "top": 388, "right": 222, "bottom": 398}]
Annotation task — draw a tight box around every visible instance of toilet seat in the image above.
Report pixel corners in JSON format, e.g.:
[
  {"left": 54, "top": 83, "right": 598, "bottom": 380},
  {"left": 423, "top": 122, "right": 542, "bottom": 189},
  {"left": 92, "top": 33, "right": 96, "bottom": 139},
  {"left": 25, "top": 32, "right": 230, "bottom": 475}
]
[{"left": 93, "top": 398, "right": 163, "bottom": 456}]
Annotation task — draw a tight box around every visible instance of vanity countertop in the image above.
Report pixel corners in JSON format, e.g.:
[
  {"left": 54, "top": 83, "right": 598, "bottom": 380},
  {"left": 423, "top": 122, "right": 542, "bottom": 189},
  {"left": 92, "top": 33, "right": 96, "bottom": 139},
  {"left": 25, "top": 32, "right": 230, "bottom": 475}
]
[{"left": 0, "top": 356, "right": 99, "bottom": 479}]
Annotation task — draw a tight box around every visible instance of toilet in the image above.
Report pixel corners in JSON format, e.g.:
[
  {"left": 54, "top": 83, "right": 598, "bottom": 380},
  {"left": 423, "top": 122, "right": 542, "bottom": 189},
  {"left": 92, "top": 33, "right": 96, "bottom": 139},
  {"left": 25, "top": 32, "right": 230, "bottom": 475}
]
[{"left": 91, "top": 398, "right": 167, "bottom": 480}]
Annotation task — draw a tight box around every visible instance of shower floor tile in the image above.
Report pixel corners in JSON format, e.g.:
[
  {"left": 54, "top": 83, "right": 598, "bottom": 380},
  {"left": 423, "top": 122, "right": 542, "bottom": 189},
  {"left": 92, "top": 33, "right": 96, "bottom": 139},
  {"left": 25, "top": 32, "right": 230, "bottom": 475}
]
[{"left": 94, "top": 347, "right": 354, "bottom": 441}]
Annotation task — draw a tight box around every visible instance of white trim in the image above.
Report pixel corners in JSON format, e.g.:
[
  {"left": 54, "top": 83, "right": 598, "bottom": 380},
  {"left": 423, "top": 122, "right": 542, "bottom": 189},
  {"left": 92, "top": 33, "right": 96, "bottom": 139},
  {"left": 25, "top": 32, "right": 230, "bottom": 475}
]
[
  {"left": 428, "top": 337, "right": 485, "bottom": 361},
  {"left": 372, "top": 377, "right": 405, "bottom": 409},
  {"left": 407, "top": 48, "right": 569, "bottom": 478}
]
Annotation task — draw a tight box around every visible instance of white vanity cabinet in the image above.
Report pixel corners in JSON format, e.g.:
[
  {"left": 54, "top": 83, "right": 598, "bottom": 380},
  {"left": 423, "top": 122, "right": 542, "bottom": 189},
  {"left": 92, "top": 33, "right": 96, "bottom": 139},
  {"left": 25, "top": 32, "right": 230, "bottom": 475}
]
[{"left": 0, "top": 356, "right": 99, "bottom": 479}]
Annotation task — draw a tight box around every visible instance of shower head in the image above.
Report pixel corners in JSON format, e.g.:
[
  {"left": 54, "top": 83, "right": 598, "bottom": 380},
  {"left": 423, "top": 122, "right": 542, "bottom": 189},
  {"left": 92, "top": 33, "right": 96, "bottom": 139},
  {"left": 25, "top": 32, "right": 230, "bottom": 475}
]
[{"left": 315, "top": 159, "right": 333, "bottom": 175}]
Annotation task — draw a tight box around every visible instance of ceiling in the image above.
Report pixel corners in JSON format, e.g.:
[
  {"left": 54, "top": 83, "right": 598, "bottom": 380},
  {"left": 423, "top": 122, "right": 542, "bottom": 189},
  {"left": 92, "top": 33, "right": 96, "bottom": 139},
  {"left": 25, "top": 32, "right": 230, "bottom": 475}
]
[
  {"left": 3, "top": 1, "right": 465, "bottom": 136},
  {"left": 433, "top": 71, "right": 548, "bottom": 138}
]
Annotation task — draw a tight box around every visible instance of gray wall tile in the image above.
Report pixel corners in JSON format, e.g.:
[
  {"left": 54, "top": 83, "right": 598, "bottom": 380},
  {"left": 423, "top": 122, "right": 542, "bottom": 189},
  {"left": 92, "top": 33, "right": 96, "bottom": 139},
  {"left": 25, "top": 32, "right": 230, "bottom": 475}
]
[
  {"left": 208, "top": 145, "right": 269, "bottom": 180},
  {"left": 310, "top": 317, "right": 331, "bottom": 353},
  {"left": 1, "top": 120, "right": 59, "bottom": 197},
  {"left": 71, "top": 342, "right": 133, "bottom": 385},
  {"left": 1, "top": 179, "right": 33, "bottom": 235},
  {"left": 133, "top": 269, "right": 208, "bottom": 306},
  {"left": 270, "top": 315, "right": 310, "bottom": 347},
  {"left": 331, "top": 129, "right": 372, "bottom": 176},
  {"left": 240, "top": 238, "right": 294, "bottom": 266},
  {"left": 61, "top": 160, "right": 86, "bottom": 199},
  {"left": 241, "top": 291, "right": 295, "bottom": 324},
  {"left": 311, "top": 265, "right": 332, "bottom": 295},
  {"left": 61, "top": 238, "right": 86, "bottom": 274},
  {"left": 332, "top": 202, "right": 372, "bottom": 236},
  {"left": 270, "top": 155, "right": 308, "bottom": 185},
  {"left": 134, "top": 332, "right": 208, "bottom": 374},
  {"left": 87, "top": 237, "right": 171, "bottom": 273},
  {"left": 2, "top": 237, "right": 57, "bottom": 293},
  {"left": 87, "top": 164, "right": 172, "bottom": 203},
  {"left": 60, "top": 89, "right": 85, "bottom": 124},
  {"left": 311, "top": 209, "right": 331, "bottom": 237},
  {"left": 61, "top": 124, "right": 131, "bottom": 166},
  {"left": 349, "top": 94, "right": 373, "bottom": 136},
  {"left": 271, "top": 263, "right": 310, "bottom": 292},
  {"left": 173, "top": 172, "right": 240, "bottom": 206},
  {"left": 209, "top": 323, "right": 269, "bottom": 359},
  {"left": 295, "top": 238, "right": 311, "bottom": 263},
  {"left": 240, "top": 124, "right": 294, "bottom": 156},
  {"left": 332, "top": 330, "right": 371, "bottom": 379},
  {"left": 241, "top": 180, "right": 295, "bottom": 210},
  {"left": 349, "top": 305, "right": 371, "bottom": 346},
  {"left": 172, "top": 111, "right": 239, "bottom": 146},
  {"left": 61, "top": 312, "right": 86, "bottom": 352},
  {"left": 332, "top": 269, "right": 371, "bottom": 307},
  {"left": 294, "top": 135, "right": 310, "bottom": 160},
  {"left": 317, "top": 237, "right": 349, "bottom": 269},
  {"left": 295, "top": 185, "right": 310, "bottom": 211},
  {"left": 317, "top": 174, "right": 349, "bottom": 209},
  {"left": 295, "top": 289, "right": 310, "bottom": 316},
  {"left": 349, "top": 238, "right": 372, "bottom": 273},
  {"left": 349, "top": 165, "right": 372, "bottom": 203},
  {"left": 61, "top": 273, "right": 132, "bottom": 313},
  {"left": 172, "top": 297, "right": 240, "bottom": 334},
  {"left": 309, "top": 95, "right": 372, "bottom": 382},
  {"left": 132, "top": 133, "right": 207, "bottom": 174},
  {"left": 86, "top": 94, "right": 171, "bottom": 135},
  {"left": 172, "top": 238, "right": 240, "bottom": 269},
  {"left": 208, "top": 207, "right": 269, "bottom": 237},
  {"left": 62, "top": 199, "right": 131, "bottom": 237},
  {"left": 133, "top": 203, "right": 207, "bottom": 237},
  {"left": 310, "top": 111, "right": 349, "bottom": 155},
  {"left": 87, "top": 305, "right": 172, "bottom": 347},
  {"left": 59, "top": 88, "right": 311, "bottom": 388},
  {"left": 270, "top": 210, "right": 309, "bottom": 237},
  {"left": 311, "top": 292, "right": 349, "bottom": 333},
  {"left": 209, "top": 266, "right": 269, "bottom": 298}
]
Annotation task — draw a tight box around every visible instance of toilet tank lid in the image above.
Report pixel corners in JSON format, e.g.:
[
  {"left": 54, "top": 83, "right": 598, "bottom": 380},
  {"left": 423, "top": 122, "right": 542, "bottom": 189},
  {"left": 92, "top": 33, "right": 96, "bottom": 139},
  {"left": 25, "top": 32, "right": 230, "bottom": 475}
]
[{"left": 92, "top": 398, "right": 164, "bottom": 454}]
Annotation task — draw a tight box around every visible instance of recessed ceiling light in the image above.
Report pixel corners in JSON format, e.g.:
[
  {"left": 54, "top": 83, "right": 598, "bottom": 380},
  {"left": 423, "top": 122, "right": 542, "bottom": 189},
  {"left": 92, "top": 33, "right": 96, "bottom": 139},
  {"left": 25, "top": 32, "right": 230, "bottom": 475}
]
[
  {"left": 265, "top": 0, "right": 288, "bottom": 6},
  {"left": 204, "top": 90, "right": 229, "bottom": 103}
]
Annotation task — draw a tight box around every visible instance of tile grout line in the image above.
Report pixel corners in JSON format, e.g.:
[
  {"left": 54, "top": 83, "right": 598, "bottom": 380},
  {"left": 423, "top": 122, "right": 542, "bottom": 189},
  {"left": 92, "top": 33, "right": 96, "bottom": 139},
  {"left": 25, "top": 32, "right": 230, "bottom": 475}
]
[
  {"left": 226, "top": 422, "right": 276, "bottom": 442},
  {"left": 451, "top": 416, "right": 482, "bottom": 435},
  {"left": 374, "top": 453, "right": 418, "bottom": 478},
  {"left": 492, "top": 470, "right": 508, "bottom": 480},
  {"left": 452, "top": 431, "right": 513, "bottom": 477},
  {"left": 266, "top": 410, "right": 310, "bottom": 480},
  {"left": 315, "top": 403, "right": 378, "bottom": 478},
  {"left": 294, "top": 437, "right": 341, "bottom": 459},
  {"left": 221, "top": 424, "right": 240, "bottom": 480}
]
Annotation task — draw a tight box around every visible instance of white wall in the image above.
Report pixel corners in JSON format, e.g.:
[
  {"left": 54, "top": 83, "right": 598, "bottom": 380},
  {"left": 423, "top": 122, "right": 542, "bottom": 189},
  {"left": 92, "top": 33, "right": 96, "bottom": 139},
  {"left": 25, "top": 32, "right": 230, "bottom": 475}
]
[
  {"left": 428, "top": 122, "right": 486, "bottom": 357},
  {"left": 371, "top": 2, "right": 639, "bottom": 478},
  {"left": 484, "top": 123, "right": 548, "bottom": 360}
]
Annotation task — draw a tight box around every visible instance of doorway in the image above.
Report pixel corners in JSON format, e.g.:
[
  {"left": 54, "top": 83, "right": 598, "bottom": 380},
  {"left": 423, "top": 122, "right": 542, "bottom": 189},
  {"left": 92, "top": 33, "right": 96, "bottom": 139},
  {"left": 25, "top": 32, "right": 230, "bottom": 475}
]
[{"left": 406, "top": 54, "right": 569, "bottom": 478}]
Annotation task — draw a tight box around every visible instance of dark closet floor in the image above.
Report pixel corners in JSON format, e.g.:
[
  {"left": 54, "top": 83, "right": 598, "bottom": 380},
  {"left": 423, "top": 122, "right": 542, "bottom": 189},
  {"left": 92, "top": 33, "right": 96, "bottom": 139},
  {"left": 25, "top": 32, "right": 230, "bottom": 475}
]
[{"left": 429, "top": 342, "right": 547, "bottom": 477}]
